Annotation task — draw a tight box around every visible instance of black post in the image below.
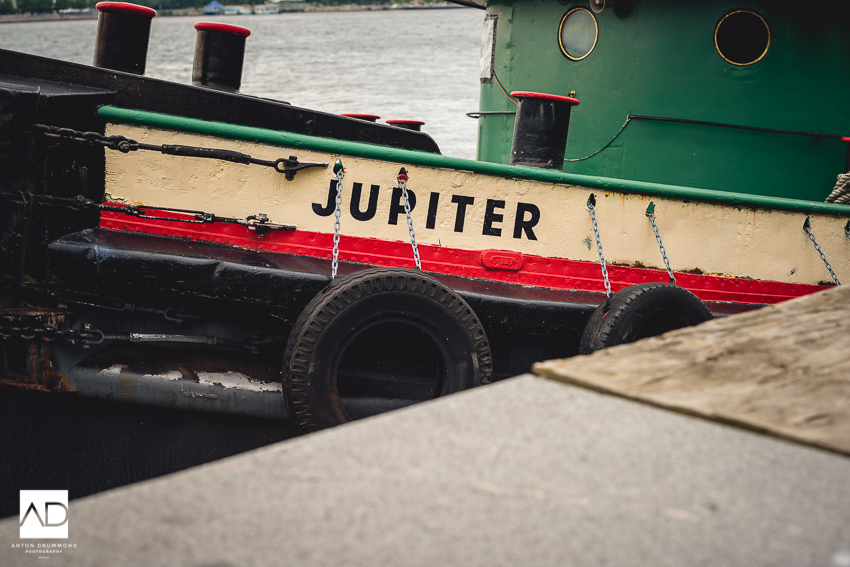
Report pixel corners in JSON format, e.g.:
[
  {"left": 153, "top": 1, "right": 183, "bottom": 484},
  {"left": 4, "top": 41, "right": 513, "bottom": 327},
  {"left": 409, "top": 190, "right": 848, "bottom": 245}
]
[
  {"left": 509, "top": 91, "right": 580, "bottom": 169},
  {"left": 192, "top": 22, "right": 251, "bottom": 93},
  {"left": 93, "top": 2, "right": 157, "bottom": 75}
]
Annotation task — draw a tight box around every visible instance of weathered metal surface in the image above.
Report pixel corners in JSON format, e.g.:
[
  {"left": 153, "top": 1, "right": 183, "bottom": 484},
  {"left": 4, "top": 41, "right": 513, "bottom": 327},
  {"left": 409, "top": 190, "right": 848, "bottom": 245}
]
[
  {"left": 0, "top": 310, "right": 74, "bottom": 392},
  {"left": 0, "top": 74, "right": 109, "bottom": 285},
  {"left": 68, "top": 346, "right": 288, "bottom": 420},
  {"left": 47, "top": 228, "right": 599, "bottom": 331},
  {"left": 44, "top": 228, "right": 594, "bottom": 382},
  {"left": 534, "top": 285, "right": 850, "bottom": 456}
]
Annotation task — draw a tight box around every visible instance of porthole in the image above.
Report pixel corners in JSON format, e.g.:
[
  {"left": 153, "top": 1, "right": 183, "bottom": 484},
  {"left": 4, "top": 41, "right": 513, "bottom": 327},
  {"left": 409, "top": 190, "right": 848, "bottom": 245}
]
[
  {"left": 559, "top": 7, "right": 598, "bottom": 61},
  {"left": 714, "top": 10, "right": 770, "bottom": 66}
]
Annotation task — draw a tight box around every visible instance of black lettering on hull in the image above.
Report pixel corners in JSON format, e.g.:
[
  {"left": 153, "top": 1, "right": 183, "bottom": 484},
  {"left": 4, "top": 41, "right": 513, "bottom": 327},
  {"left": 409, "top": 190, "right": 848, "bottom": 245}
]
[
  {"left": 311, "top": 180, "right": 543, "bottom": 242},
  {"left": 426, "top": 192, "right": 439, "bottom": 229},
  {"left": 350, "top": 182, "right": 380, "bottom": 221},
  {"left": 312, "top": 179, "right": 337, "bottom": 216},
  {"left": 451, "top": 195, "right": 474, "bottom": 233},
  {"left": 483, "top": 199, "right": 505, "bottom": 237},
  {"left": 513, "top": 202, "right": 540, "bottom": 240},
  {"left": 389, "top": 186, "right": 416, "bottom": 225}
]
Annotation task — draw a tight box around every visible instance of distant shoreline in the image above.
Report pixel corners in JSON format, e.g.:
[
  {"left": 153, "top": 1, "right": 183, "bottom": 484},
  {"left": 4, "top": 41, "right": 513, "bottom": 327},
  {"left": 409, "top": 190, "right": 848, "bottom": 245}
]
[{"left": 0, "top": 3, "right": 471, "bottom": 24}]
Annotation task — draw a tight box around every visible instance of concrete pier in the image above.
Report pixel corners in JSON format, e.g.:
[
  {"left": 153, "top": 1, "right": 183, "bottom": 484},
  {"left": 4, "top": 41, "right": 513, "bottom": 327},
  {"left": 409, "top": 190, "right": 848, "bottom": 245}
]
[
  {"left": 535, "top": 284, "right": 850, "bottom": 456},
  {"left": 3, "top": 286, "right": 850, "bottom": 566}
]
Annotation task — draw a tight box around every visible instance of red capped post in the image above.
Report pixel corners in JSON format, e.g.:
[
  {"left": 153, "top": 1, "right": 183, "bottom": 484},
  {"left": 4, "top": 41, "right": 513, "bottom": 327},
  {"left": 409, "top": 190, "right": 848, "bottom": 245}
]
[
  {"left": 192, "top": 22, "right": 252, "bottom": 92},
  {"left": 509, "top": 91, "right": 580, "bottom": 169},
  {"left": 93, "top": 2, "right": 157, "bottom": 75}
]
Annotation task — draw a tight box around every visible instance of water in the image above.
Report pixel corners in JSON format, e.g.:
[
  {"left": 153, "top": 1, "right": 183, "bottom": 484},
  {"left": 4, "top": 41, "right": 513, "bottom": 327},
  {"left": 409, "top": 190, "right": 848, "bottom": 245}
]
[{"left": 0, "top": 8, "right": 484, "bottom": 158}]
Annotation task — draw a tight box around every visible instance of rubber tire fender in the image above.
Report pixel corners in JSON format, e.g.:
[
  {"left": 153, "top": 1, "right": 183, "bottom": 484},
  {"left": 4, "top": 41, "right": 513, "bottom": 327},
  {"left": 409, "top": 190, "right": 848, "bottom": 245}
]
[
  {"left": 283, "top": 268, "right": 493, "bottom": 433},
  {"left": 579, "top": 282, "right": 713, "bottom": 354}
]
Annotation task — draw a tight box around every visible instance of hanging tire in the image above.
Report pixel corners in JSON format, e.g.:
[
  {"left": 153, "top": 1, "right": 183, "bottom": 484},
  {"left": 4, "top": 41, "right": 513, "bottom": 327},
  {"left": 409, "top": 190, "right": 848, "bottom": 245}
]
[
  {"left": 579, "top": 282, "right": 713, "bottom": 354},
  {"left": 283, "top": 268, "right": 493, "bottom": 433}
]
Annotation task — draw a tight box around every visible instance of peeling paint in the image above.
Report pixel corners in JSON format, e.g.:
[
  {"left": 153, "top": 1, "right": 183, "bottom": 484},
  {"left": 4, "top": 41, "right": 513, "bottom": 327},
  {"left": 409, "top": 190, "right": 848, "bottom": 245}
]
[
  {"left": 100, "top": 366, "right": 183, "bottom": 381},
  {"left": 144, "top": 370, "right": 182, "bottom": 381},
  {"left": 197, "top": 371, "right": 282, "bottom": 393}
]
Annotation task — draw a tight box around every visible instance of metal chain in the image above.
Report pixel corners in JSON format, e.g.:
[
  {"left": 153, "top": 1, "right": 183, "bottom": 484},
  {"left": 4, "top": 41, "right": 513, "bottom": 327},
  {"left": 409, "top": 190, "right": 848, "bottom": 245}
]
[
  {"left": 398, "top": 168, "right": 422, "bottom": 271},
  {"left": 645, "top": 203, "right": 676, "bottom": 284},
  {"left": 0, "top": 191, "right": 294, "bottom": 236},
  {"left": 0, "top": 326, "right": 66, "bottom": 342},
  {"left": 331, "top": 163, "right": 344, "bottom": 279},
  {"left": 0, "top": 325, "right": 105, "bottom": 346},
  {"left": 32, "top": 124, "right": 326, "bottom": 179},
  {"left": 35, "top": 124, "right": 139, "bottom": 153},
  {"left": 803, "top": 218, "right": 841, "bottom": 285},
  {"left": 586, "top": 195, "right": 611, "bottom": 297}
]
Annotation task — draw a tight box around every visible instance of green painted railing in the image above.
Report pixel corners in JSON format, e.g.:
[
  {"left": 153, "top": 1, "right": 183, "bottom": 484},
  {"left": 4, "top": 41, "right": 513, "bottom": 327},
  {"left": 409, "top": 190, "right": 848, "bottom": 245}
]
[{"left": 98, "top": 106, "right": 850, "bottom": 217}]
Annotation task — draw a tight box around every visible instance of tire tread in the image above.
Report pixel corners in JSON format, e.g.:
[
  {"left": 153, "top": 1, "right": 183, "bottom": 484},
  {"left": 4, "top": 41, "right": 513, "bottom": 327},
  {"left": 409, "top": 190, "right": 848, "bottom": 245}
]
[
  {"left": 579, "top": 282, "right": 712, "bottom": 354},
  {"left": 283, "top": 268, "right": 492, "bottom": 433}
]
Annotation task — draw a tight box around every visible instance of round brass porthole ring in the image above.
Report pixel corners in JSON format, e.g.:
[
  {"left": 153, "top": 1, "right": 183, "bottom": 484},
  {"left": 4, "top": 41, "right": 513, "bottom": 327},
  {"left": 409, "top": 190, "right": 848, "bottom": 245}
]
[
  {"left": 714, "top": 10, "right": 770, "bottom": 66},
  {"left": 558, "top": 7, "right": 598, "bottom": 61}
]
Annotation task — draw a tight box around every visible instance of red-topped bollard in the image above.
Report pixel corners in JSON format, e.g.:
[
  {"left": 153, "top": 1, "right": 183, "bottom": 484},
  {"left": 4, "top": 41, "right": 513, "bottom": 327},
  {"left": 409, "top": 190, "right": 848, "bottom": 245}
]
[
  {"left": 509, "top": 91, "right": 580, "bottom": 169},
  {"left": 341, "top": 114, "right": 381, "bottom": 122},
  {"left": 192, "top": 22, "right": 251, "bottom": 93},
  {"left": 386, "top": 120, "right": 425, "bottom": 132},
  {"left": 93, "top": 2, "right": 157, "bottom": 75}
]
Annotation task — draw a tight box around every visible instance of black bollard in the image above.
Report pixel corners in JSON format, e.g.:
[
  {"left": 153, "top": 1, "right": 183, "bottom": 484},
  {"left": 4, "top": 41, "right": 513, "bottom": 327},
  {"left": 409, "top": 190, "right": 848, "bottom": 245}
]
[
  {"left": 341, "top": 114, "right": 381, "bottom": 122},
  {"left": 509, "top": 91, "right": 580, "bottom": 169},
  {"left": 386, "top": 120, "right": 425, "bottom": 132},
  {"left": 93, "top": 2, "right": 157, "bottom": 75},
  {"left": 192, "top": 22, "right": 251, "bottom": 93}
]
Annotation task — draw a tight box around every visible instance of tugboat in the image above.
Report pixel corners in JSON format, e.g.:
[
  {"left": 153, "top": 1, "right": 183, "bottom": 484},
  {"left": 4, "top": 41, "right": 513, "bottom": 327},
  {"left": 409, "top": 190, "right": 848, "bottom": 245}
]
[{"left": 1, "top": 1, "right": 848, "bottom": 433}]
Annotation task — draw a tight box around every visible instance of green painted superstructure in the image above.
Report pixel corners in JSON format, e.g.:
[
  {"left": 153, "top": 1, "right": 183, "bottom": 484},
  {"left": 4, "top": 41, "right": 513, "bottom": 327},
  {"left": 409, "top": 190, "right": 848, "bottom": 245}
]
[{"left": 476, "top": 0, "right": 850, "bottom": 202}]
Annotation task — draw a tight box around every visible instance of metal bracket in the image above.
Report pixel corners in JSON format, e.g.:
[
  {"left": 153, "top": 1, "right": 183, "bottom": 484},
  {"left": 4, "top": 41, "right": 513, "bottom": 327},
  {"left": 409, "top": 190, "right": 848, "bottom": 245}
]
[
  {"left": 74, "top": 324, "right": 259, "bottom": 353},
  {"left": 273, "top": 156, "right": 329, "bottom": 181},
  {"left": 240, "top": 213, "right": 295, "bottom": 237}
]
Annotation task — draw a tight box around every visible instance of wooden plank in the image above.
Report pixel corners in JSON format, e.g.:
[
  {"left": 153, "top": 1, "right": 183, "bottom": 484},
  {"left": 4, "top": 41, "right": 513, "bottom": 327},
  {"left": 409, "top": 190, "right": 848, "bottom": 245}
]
[{"left": 533, "top": 285, "right": 850, "bottom": 456}]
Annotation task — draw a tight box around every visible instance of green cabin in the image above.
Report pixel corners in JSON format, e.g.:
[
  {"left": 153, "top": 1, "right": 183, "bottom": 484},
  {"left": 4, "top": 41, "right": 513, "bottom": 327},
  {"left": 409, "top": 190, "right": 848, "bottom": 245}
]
[{"left": 466, "top": 0, "right": 850, "bottom": 202}]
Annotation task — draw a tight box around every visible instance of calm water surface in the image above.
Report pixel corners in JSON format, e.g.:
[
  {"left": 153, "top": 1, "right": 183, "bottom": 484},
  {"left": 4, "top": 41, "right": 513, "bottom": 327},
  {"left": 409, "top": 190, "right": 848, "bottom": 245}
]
[{"left": 0, "top": 8, "right": 484, "bottom": 158}]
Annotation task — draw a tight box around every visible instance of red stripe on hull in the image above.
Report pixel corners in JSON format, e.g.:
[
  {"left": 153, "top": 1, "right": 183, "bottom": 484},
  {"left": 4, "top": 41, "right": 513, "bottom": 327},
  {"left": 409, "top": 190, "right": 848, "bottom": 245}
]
[{"left": 99, "top": 211, "right": 827, "bottom": 306}]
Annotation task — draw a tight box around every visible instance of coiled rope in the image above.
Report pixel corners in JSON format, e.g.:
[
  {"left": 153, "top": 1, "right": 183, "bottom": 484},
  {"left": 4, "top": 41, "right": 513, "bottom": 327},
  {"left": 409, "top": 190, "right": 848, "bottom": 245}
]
[{"left": 825, "top": 172, "right": 850, "bottom": 204}]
